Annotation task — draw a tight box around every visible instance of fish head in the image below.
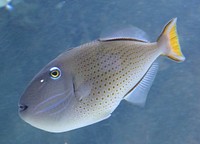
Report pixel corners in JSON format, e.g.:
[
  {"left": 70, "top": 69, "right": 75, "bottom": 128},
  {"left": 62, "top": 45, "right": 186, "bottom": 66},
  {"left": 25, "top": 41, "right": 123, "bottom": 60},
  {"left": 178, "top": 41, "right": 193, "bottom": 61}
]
[{"left": 18, "top": 57, "right": 75, "bottom": 132}]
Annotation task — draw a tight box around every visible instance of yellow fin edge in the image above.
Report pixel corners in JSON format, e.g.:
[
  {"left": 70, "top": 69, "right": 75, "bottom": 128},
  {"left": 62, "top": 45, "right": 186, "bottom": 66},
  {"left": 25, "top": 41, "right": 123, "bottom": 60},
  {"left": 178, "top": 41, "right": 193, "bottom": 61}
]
[{"left": 158, "top": 18, "right": 185, "bottom": 62}]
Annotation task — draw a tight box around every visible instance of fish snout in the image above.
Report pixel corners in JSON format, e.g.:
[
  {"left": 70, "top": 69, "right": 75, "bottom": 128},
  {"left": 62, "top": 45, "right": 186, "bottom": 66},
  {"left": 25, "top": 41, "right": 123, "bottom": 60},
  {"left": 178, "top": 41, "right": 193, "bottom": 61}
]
[{"left": 19, "top": 104, "right": 28, "bottom": 112}]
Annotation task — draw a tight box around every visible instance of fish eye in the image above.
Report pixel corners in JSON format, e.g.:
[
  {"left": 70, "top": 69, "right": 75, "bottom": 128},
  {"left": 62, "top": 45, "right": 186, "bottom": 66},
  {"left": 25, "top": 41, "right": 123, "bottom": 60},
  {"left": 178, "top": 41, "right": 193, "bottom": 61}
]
[{"left": 49, "top": 67, "right": 61, "bottom": 80}]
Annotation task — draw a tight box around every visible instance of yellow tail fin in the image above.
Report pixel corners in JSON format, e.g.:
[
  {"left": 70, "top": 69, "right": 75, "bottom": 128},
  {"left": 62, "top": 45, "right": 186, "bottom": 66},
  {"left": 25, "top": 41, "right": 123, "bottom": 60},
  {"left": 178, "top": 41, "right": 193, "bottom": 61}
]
[{"left": 157, "top": 18, "right": 185, "bottom": 62}]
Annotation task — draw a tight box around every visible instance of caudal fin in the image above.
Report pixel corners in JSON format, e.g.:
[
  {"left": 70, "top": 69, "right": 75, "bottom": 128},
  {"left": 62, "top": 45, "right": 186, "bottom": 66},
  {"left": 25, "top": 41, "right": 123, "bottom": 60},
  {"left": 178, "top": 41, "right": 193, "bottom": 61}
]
[{"left": 157, "top": 18, "right": 185, "bottom": 62}]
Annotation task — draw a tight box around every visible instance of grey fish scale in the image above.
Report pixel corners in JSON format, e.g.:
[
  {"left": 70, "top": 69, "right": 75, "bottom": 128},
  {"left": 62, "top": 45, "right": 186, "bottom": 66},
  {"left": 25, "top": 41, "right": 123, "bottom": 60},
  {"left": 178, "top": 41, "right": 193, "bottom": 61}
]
[{"left": 69, "top": 40, "right": 159, "bottom": 120}]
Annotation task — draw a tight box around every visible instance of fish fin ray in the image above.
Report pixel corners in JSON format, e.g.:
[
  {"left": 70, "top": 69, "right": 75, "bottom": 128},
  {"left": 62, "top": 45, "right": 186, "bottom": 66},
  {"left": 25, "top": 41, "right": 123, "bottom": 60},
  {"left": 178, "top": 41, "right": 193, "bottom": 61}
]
[
  {"left": 157, "top": 18, "right": 185, "bottom": 62},
  {"left": 99, "top": 25, "right": 150, "bottom": 42},
  {"left": 124, "top": 62, "right": 159, "bottom": 107}
]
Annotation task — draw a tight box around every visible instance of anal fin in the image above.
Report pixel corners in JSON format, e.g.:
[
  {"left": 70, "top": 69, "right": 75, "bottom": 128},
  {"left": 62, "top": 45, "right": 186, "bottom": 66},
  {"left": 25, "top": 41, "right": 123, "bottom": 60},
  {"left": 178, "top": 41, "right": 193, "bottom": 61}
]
[{"left": 124, "top": 62, "right": 159, "bottom": 107}]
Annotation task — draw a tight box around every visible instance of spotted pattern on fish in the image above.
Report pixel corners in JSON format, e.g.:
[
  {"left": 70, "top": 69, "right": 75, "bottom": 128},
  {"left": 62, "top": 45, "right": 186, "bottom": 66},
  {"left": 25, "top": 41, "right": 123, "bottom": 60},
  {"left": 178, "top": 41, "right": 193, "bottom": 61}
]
[
  {"left": 67, "top": 40, "right": 159, "bottom": 120},
  {"left": 19, "top": 18, "right": 185, "bottom": 133}
]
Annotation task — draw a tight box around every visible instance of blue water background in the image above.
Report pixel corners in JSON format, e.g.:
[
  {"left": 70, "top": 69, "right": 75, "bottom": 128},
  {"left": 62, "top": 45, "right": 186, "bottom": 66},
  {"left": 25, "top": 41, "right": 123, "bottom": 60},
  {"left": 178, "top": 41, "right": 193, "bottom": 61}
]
[{"left": 0, "top": 0, "right": 198, "bottom": 144}]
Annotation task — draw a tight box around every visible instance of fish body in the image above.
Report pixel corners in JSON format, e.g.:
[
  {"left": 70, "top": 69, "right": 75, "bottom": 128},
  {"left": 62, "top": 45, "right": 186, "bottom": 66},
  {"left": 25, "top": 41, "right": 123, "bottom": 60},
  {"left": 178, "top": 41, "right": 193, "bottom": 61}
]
[{"left": 19, "top": 18, "right": 185, "bottom": 133}]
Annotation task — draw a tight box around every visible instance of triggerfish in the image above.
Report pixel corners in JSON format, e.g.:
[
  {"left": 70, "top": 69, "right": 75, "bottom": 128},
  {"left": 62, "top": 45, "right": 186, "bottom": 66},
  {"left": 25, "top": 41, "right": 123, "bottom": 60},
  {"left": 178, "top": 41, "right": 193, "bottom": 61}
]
[{"left": 18, "top": 18, "right": 185, "bottom": 133}]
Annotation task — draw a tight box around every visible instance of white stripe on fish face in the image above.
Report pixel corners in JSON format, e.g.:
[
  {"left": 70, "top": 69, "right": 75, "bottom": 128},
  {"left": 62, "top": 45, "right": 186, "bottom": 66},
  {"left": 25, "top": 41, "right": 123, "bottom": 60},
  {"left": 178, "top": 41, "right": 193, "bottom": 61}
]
[
  {"left": 34, "top": 97, "right": 67, "bottom": 115},
  {"left": 33, "top": 91, "right": 67, "bottom": 112},
  {"left": 33, "top": 90, "right": 73, "bottom": 116}
]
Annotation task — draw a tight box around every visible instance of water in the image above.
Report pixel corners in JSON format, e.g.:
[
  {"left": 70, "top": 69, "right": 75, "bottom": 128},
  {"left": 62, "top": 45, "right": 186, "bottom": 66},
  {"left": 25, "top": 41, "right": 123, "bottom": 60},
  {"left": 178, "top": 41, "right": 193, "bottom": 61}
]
[{"left": 0, "top": 0, "right": 198, "bottom": 144}]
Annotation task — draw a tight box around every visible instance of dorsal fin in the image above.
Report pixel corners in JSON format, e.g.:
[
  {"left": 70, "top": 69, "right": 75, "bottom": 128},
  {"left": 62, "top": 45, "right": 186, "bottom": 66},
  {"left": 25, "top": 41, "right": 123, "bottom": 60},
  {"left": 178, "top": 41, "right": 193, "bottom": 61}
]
[{"left": 99, "top": 25, "right": 150, "bottom": 42}]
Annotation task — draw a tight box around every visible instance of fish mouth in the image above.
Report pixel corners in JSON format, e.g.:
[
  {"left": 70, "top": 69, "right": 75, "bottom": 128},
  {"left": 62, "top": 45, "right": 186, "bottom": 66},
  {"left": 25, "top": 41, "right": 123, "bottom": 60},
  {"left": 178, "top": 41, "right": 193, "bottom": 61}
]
[{"left": 18, "top": 104, "right": 28, "bottom": 112}]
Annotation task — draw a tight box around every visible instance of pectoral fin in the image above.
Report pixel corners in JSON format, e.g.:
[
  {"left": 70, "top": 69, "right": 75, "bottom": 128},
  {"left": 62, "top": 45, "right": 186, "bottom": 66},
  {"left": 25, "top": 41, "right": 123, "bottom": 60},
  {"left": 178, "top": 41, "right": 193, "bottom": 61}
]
[
  {"left": 74, "top": 80, "right": 91, "bottom": 101},
  {"left": 124, "top": 62, "right": 159, "bottom": 107}
]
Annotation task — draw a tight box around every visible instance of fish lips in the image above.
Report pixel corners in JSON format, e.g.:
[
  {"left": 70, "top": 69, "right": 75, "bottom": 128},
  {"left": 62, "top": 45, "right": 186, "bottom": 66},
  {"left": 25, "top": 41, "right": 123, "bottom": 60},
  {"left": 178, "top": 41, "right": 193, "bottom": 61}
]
[
  {"left": 18, "top": 104, "right": 28, "bottom": 112},
  {"left": 18, "top": 102, "right": 29, "bottom": 121}
]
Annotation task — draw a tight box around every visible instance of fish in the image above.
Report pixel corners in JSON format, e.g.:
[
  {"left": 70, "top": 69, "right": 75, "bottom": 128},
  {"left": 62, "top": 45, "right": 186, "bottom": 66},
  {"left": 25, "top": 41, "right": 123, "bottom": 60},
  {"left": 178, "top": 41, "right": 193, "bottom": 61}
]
[
  {"left": 18, "top": 18, "right": 185, "bottom": 133},
  {"left": 0, "top": 0, "right": 12, "bottom": 10}
]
